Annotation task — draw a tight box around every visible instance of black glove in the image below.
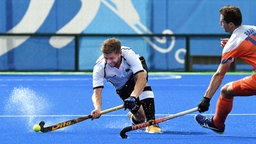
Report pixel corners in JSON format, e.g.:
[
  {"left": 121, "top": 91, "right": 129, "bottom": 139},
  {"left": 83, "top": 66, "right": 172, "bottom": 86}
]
[
  {"left": 124, "top": 96, "right": 141, "bottom": 113},
  {"left": 198, "top": 97, "right": 210, "bottom": 113}
]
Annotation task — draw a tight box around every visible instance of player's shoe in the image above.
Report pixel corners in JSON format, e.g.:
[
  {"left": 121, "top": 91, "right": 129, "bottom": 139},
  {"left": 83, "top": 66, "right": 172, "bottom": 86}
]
[
  {"left": 145, "top": 124, "right": 162, "bottom": 133},
  {"left": 194, "top": 114, "right": 225, "bottom": 134}
]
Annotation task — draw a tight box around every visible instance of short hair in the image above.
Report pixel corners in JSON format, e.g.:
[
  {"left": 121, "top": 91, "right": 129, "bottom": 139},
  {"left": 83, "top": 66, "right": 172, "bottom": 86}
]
[
  {"left": 219, "top": 5, "right": 242, "bottom": 26},
  {"left": 101, "top": 38, "right": 121, "bottom": 54}
]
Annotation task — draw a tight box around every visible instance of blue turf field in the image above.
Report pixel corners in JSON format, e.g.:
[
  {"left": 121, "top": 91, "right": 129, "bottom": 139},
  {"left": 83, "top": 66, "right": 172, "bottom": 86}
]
[{"left": 0, "top": 73, "right": 256, "bottom": 144}]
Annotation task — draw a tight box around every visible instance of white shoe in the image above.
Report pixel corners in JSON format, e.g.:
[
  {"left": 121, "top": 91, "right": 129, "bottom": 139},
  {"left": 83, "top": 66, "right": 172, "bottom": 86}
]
[{"left": 145, "top": 125, "right": 162, "bottom": 133}]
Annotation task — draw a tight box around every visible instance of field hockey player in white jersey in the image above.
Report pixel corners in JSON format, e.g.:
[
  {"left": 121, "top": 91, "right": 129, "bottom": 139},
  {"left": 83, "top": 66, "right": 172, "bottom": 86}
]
[{"left": 90, "top": 38, "right": 161, "bottom": 133}]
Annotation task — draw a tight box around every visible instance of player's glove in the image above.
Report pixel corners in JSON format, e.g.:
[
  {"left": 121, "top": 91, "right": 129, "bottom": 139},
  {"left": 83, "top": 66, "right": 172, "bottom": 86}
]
[
  {"left": 124, "top": 96, "right": 141, "bottom": 113},
  {"left": 198, "top": 97, "right": 210, "bottom": 113}
]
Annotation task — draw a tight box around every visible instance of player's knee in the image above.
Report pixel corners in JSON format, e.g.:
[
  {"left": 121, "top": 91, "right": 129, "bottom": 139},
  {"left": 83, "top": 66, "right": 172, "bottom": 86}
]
[
  {"left": 221, "top": 84, "right": 234, "bottom": 99},
  {"left": 133, "top": 116, "right": 145, "bottom": 124},
  {"left": 133, "top": 108, "right": 146, "bottom": 123}
]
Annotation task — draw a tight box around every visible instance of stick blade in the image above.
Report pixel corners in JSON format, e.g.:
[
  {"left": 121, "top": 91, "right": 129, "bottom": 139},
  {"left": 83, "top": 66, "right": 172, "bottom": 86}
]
[
  {"left": 120, "top": 126, "right": 132, "bottom": 139},
  {"left": 39, "top": 121, "right": 45, "bottom": 127}
]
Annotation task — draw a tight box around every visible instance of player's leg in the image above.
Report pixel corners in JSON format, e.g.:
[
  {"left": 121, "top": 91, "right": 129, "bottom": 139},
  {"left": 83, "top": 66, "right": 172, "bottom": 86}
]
[
  {"left": 127, "top": 87, "right": 156, "bottom": 125},
  {"left": 196, "top": 74, "right": 256, "bottom": 133},
  {"left": 137, "top": 57, "right": 161, "bottom": 133},
  {"left": 138, "top": 87, "right": 162, "bottom": 133},
  {"left": 212, "top": 82, "right": 234, "bottom": 129},
  {"left": 138, "top": 87, "right": 155, "bottom": 121},
  {"left": 214, "top": 74, "right": 256, "bottom": 127},
  {"left": 127, "top": 106, "right": 146, "bottom": 124},
  {"left": 195, "top": 87, "right": 232, "bottom": 133},
  {"left": 195, "top": 82, "right": 236, "bottom": 133}
]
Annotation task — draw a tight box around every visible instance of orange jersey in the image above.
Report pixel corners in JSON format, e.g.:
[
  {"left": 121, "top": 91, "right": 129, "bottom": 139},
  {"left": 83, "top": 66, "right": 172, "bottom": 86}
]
[{"left": 221, "top": 25, "right": 256, "bottom": 70}]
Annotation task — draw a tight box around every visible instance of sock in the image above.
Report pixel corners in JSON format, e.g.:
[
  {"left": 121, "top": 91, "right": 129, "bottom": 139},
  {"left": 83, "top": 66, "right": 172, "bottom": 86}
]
[
  {"left": 213, "top": 95, "right": 233, "bottom": 128},
  {"left": 141, "top": 98, "right": 156, "bottom": 121}
]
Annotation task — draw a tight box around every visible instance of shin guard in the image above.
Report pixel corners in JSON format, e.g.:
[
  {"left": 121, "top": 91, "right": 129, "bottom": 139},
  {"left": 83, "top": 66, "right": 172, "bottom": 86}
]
[{"left": 141, "top": 98, "right": 156, "bottom": 121}]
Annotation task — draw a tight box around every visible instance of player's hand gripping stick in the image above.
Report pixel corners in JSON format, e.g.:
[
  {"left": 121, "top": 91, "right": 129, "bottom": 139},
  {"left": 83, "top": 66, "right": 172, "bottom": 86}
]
[
  {"left": 124, "top": 96, "right": 141, "bottom": 112},
  {"left": 198, "top": 97, "right": 210, "bottom": 113}
]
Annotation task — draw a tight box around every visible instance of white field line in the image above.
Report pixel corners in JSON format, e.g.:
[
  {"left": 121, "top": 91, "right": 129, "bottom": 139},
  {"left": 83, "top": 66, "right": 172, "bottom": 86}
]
[
  {"left": 1, "top": 114, "right": 256, "bottom": 118},
  {"left": 0, "top": 78, "right": 91, "bottom": 81}
]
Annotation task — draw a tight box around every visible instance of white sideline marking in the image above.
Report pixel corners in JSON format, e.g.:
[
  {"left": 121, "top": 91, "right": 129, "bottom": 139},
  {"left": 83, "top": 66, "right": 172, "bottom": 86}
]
[
  {"left": 1, "top": 114, "right": 256, "bottom": 118},
  {"left": 149, "top": 75, "right": 182, "bottom": 80}
]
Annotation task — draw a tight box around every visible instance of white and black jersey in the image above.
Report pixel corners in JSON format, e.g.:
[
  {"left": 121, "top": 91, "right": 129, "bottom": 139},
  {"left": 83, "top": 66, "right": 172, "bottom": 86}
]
[{"left": 93, "top": 46, "right": 144, "bottom": 90}]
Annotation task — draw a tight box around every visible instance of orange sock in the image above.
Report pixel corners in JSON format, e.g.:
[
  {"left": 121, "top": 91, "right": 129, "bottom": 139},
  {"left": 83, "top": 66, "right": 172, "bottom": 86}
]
[{"left": 213, "top": 96, "right": 234, "bottom": 128}]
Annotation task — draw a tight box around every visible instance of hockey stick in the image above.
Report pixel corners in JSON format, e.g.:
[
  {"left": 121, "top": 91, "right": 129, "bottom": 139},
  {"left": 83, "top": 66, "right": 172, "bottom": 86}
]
[
  {"left": 120, "top": 107, "right": 198, "bottom": 138},
  {"left": 39, "top": 104, "right": 124, "bottom": 133}
]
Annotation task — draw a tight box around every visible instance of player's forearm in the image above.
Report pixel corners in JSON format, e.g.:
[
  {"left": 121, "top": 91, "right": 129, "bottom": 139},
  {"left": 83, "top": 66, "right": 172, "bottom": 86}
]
[
  {"left": 204, "top": 62, "right": 230, "bottom": 99},
  {"left": 92, "top": 94, "right": 102, "bottom": 110},
  {"left": 131, "top": 72, "right": 147, "bottom": 97},
  {"left": 204, "top": 72, "right": 224, "bottom": 99},
  {"left": 92, "top": 88, "right": 103, "bottom": 111}
]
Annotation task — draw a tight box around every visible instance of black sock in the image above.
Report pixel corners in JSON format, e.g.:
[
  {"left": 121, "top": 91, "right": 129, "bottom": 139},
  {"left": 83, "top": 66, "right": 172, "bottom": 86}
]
[{"left": 141, "top": 98, "right": 156, "bottom": 121}]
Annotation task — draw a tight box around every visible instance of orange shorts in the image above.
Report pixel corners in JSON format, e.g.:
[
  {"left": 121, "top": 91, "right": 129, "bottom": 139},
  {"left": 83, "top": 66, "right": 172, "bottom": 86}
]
[{"left": 232, "top": 74, "right": 256, "bottom": 96}]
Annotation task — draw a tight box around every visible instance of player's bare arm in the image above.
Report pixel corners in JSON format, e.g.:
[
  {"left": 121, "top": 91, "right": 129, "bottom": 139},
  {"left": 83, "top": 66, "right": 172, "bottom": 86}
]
[
  {"left": 198, "top": 59, "right": 232, "bottom": 113},
  {"left": 204, "top": 60, "right": 232, "bottom": 99},
  {"left": 91, "top": 87, "right": 103, "bottom": 119},
  {"left": 131, "top": 70, "right": 147, "bottom": 98}
]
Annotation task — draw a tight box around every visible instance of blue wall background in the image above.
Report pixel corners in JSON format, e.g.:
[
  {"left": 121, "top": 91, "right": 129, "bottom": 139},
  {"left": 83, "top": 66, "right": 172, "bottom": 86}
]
[{"left": 0, "top": 0, "right": 255, "bottom": 71}]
